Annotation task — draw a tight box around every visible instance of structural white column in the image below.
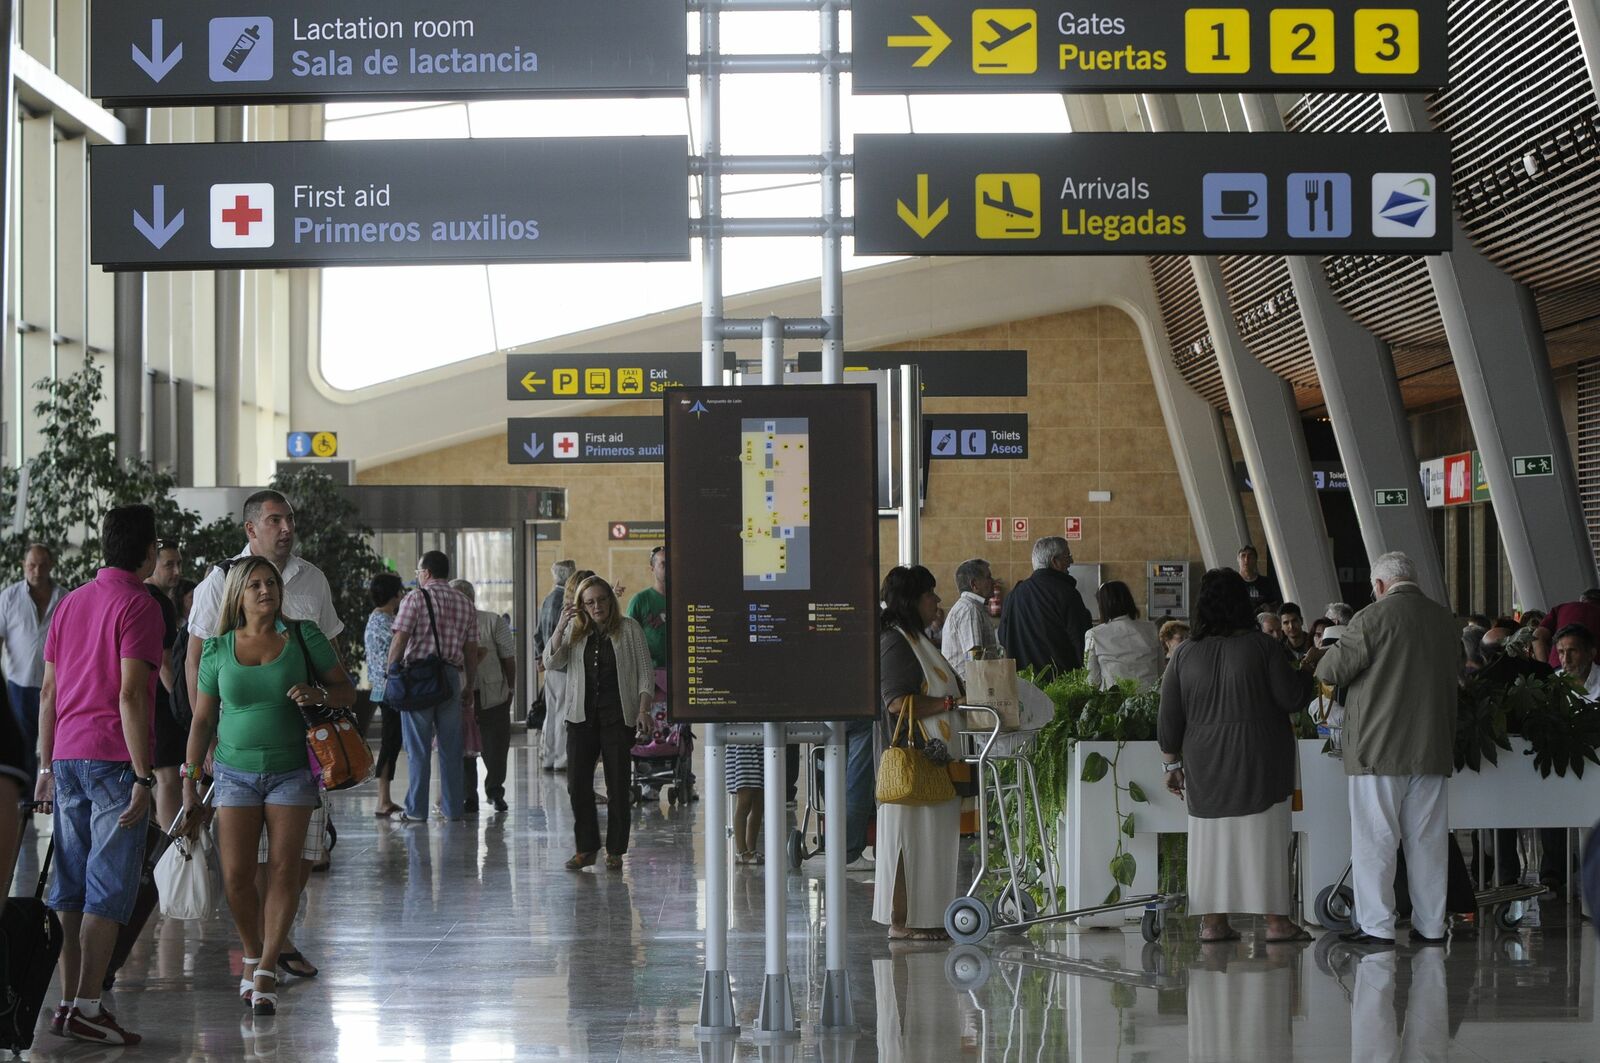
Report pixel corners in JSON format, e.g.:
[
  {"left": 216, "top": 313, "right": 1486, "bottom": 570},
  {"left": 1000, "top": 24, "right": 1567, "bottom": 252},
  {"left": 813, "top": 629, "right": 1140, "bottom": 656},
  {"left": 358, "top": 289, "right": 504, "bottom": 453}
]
[
  {"left": 1142, "top": 95, "right": 1341, "bottom": 609},
  {"left": 1239, "top": 94, "right": 1446, "bottom": 601},
  {"left": 1382, "top": 93, "right": 1596, "bottom": 606}
]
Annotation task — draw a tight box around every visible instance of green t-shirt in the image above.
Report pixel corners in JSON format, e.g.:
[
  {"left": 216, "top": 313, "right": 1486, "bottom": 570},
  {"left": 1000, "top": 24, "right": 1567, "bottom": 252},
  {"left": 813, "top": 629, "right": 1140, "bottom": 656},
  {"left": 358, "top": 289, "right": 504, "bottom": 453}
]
[
  {"left": 200, "top": 621, "right": 338, "bottom": 773},
  {"left": 628, "top": 587, "right": 668, "bottom": 670}
]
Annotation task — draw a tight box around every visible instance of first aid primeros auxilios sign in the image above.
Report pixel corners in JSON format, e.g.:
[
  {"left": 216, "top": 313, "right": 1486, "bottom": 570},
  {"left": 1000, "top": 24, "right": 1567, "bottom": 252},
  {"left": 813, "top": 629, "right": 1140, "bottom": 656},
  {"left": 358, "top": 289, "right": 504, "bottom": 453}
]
[
  {"left": 89, "top": 138, "right": 690, "bottom": 271},
  {"left": 89, "top": 0, "right": 688, "bottom": 105}
]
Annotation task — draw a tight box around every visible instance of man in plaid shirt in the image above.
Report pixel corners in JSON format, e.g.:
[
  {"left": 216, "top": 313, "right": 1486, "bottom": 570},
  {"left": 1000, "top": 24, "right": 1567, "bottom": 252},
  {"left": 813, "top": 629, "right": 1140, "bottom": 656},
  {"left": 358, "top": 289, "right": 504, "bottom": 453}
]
[{"left": 387, "top": 551, "right": 479, "bottom": 822}]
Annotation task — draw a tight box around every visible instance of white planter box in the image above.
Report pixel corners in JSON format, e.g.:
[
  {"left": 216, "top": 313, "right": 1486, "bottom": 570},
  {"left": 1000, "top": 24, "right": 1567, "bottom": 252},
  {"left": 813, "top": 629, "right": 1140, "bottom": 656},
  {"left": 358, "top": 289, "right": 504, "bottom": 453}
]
[{"left": 1059, "top": 738, "right": 1599, "bottom": 926}]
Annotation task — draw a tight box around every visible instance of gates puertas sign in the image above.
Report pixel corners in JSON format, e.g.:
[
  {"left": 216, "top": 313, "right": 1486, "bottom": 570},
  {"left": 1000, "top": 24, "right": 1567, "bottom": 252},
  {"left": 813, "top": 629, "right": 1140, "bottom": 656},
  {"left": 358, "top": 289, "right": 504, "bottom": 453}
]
[
  {"left": 852, "top": 0, "right": 1447, "bottom": 94},
  {"left": 90, "top": 0, "right": 689, "bottom": 106},
  {"left": 90, "top": 137, "right": 689, "bottom": 271},
  {"left": 506, "top": 352, "right": 701, "bottom": 401},
  {"left": 854, "top": 132, "right": 1452, "bottom": 256}
]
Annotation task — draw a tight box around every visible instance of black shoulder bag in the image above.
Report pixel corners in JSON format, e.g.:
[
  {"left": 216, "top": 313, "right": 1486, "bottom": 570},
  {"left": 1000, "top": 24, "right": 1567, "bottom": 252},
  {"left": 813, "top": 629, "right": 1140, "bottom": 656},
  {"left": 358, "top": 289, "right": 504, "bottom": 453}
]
[{"left": 383, "top": 588, "right": 452, "bottom": 711}]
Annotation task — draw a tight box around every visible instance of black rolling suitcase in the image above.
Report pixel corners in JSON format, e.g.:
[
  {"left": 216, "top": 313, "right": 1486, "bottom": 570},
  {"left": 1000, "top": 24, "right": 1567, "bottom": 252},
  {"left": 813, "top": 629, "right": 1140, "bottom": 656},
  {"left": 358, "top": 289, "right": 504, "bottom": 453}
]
[
  {"left": 0, "top": 837, "right": 64, "bottom": 1055},
  {"left": 101, "top": 818, "right": 171, "bottom": 991}
]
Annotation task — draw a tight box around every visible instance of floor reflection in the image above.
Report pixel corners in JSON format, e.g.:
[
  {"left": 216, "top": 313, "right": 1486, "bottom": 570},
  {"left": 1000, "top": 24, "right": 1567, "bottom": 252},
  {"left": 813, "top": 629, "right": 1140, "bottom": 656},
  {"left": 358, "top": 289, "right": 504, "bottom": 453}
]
[{"left": 7, "top": 733, "right": 1597, "bottom": 1062}]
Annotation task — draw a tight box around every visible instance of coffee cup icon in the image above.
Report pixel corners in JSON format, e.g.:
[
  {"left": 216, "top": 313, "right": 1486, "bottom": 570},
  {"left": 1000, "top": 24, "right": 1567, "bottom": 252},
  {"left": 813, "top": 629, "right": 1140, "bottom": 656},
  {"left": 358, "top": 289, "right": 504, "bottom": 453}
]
[{"left": 1217, "top": 188, "right": 1259, "bottom": 218}]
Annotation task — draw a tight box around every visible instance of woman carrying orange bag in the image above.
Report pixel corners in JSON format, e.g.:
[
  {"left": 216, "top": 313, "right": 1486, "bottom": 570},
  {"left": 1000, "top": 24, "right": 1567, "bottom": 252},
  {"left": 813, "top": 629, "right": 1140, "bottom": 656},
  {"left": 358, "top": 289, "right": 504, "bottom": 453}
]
[{"left": 873, "top": 565, "right": 964, "bottom": 942}]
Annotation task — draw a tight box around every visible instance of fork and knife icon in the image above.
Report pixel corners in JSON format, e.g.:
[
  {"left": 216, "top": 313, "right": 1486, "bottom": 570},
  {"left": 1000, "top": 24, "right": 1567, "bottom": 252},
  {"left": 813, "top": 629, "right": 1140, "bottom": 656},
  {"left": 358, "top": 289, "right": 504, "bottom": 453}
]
[{"left": 1304, "top": 178, "right": 1336, "bottom": 232}]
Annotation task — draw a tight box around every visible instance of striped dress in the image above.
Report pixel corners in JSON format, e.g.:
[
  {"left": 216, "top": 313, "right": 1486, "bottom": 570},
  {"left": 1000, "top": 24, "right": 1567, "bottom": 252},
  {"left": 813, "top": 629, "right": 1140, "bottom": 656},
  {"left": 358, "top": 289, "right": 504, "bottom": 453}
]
[{"left": 724, "top": 744, "right": 764, "bottom": 792}]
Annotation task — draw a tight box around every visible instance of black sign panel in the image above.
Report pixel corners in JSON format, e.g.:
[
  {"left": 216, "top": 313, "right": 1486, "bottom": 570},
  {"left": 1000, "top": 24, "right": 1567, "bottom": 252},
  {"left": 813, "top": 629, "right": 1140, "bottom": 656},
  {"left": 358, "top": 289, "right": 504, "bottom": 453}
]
[
  {"left": 90, "top": 137, "right": 689, "bottom": 271},
  {"left": 796, "top": 350, "right": 1027, "bottom": 397},
  {"left": 507, "top": 416, "right": 663, "bottom": 464},
  {"left": 855, "top": 132, "right": 1452, "bottom": 256},
  {"left": 666, "top": 386, "right": 880, "bottom": 723},
  {"left": 506, "top": 352, "right": 701, "bottom": 401},
  {"left": 926, "top": 414, "right": 1029, "bottom": 459},
  {"left": 90, "top": 0, "right": 688, "bottom": 106},
  {"left": 853, "top": 0, "right": 1446, "bottom": 94}
]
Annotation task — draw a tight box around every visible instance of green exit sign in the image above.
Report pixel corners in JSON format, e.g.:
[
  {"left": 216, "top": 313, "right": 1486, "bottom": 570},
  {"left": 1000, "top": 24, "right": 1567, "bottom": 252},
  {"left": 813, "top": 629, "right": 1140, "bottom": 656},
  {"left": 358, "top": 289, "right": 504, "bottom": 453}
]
[
  {"left": 1513, "top": 454, "right": 1554, "bottom": 477},
  {"left": 1375, "top": 489, "right": 1409, "bottom": 507}
]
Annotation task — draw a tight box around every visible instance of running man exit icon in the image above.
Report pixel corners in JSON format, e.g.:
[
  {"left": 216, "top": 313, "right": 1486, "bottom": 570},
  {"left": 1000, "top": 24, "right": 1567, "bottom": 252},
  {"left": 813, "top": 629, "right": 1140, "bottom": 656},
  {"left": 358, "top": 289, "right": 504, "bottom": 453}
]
[{"left": 975, "top": 173, "right": 1040, "bottom": 239}]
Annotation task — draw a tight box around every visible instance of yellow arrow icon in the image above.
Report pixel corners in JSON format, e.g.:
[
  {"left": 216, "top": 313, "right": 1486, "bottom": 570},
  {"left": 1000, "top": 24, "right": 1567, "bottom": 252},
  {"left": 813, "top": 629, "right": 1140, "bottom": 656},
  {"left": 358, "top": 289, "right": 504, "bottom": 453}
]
[
  {"left": 521, "top": 372, "right": 546, "bottom": 393},
  {"left": 896, "top": 174, "right": 949, "bottom": 238},
  {"left": 888, "top": 14, "right": 952, "bottom": 67}
]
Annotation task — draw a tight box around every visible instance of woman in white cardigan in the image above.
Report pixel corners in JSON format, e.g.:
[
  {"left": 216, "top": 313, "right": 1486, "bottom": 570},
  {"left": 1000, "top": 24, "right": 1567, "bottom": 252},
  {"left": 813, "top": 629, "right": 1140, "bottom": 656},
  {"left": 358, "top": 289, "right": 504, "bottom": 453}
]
[
  {"left": 543, "top": 575, "right": 653, "bottom": 870},
  {"left": 1084, "top": 580, "right": 1163, "bottom": 691}
]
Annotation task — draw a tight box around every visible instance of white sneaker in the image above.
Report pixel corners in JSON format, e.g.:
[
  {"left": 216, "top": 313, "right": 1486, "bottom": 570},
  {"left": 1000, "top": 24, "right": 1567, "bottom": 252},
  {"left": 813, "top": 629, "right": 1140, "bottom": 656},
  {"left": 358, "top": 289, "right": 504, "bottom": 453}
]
[{"left": 846, "top": 852, "right": 875, "bottom": 872}]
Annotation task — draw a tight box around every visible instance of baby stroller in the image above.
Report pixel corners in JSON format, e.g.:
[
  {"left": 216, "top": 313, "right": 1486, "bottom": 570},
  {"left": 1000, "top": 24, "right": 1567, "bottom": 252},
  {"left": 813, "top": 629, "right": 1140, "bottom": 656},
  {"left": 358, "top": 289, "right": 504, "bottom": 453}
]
[{"left": 631, "top": 670, "right": 695, "bottom": 805}]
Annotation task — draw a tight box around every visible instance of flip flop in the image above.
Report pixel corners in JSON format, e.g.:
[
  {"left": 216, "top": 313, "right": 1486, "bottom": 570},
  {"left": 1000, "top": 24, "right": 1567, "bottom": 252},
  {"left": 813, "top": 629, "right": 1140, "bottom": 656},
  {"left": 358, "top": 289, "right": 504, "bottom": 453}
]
[{"left": 374, "top": 805, "right": 402, "bottom": 817}]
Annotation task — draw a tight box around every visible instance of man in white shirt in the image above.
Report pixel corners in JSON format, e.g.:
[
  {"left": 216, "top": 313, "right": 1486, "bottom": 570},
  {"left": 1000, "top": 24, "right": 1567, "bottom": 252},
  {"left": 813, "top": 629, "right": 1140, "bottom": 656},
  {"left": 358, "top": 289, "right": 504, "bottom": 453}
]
[
  {"left": 1553, "top": 622, "right": 1600, "bottom": 701},
  {"left": 0, "top": 543, "right": 65, "bottom": 778},
  {"left": 185, "top": 491, "right": 344, "bottom": 694},
  {"left": 453, "top": 579, "right": 517, "bottom": 814},
  {"left": 941, "top": 558, "right": 999, "bottom": 680}
]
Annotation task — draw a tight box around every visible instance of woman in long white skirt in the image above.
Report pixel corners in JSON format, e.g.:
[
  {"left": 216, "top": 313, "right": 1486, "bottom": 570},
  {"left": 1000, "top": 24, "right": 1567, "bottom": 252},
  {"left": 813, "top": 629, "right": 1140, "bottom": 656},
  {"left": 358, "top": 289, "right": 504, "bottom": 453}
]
[
  {"left": 872, "top": 566, "right": 963, "bottom": 941},
  {"left": 1158, "top": 567, "right": 1314, "bottom": 943}
]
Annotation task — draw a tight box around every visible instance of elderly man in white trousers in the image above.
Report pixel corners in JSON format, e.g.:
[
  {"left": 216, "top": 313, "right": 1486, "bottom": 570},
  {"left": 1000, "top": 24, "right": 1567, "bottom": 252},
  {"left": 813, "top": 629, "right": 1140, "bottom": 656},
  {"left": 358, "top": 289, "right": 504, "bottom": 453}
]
[{"left": 1316, "top": 551, "right": 1461, "bottom": 946}]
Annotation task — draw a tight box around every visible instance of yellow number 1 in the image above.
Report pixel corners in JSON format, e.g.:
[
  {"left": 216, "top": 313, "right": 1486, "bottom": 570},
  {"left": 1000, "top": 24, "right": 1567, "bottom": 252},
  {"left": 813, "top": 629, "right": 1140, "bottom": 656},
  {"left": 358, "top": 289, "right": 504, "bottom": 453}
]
[{"left": 1185, "top": 9, "right": 1251, "bottom": 73}]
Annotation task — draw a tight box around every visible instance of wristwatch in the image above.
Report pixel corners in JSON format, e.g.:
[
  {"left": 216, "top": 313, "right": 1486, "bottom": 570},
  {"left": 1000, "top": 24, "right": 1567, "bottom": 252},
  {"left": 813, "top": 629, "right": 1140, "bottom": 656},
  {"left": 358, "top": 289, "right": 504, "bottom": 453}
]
[{"left": 132, "top": 773, "right": 156, "bottom": 789}]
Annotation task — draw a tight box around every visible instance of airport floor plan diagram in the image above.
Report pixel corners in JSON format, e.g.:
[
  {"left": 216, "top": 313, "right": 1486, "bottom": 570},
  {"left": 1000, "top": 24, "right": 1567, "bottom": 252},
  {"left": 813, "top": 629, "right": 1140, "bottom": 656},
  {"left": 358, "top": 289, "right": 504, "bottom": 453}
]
[{"left": 740, "top": 417, "right": 811, "bottom": 590}]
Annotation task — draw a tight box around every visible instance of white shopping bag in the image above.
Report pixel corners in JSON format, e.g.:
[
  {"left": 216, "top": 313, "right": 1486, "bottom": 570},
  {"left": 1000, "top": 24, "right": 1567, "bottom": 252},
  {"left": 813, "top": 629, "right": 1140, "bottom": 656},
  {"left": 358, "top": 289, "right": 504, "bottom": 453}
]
[
  {"left": 154, "top": 829, "right": 219, "bottom": 921},
  {"left": 1017, "top": 679, "right": 1055, "bottom": 730}
]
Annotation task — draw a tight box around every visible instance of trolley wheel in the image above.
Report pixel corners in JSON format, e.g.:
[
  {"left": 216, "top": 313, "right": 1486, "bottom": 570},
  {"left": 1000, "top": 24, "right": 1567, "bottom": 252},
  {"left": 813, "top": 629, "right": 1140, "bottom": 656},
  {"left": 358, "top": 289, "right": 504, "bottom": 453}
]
[
  {"left": 1315, "top": 884, "right": 1356, "bottom": 931},
  {"left": 1141, "top": 942, "right": 1168, "bottom": 977},
  {"left": 996, "top": 887, "right": 1039, "bottom": 929},
  {"left": 944, "top": 945, "right": 993, "bottom": 992},
  {"left": 787, "top": 830, "right": 804, "bottom": 871},
  {"left": 1140, "top": 908, "right": 1165, "bottom": 943},
  {"left": 1495, "top": 901, "right": 1526, "bottom": 931},
  {"left": 945, "top": 896, "right": 993, "bottom": 945}
]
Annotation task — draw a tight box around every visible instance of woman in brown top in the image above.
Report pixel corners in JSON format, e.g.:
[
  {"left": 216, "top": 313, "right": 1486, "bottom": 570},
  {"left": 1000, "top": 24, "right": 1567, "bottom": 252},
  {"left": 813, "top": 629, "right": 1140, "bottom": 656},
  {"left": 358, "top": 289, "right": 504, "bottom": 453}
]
[{"left": 1159, "top": 568, "right": 1316, "bottom": 943}]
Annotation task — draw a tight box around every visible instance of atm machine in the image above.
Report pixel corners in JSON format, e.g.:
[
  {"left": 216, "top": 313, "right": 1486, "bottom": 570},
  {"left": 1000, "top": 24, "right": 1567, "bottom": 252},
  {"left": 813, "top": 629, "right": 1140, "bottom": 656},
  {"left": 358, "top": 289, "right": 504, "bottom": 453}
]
[{"left": 1147, "top": 560, "right": 1193, "bottom": 622}]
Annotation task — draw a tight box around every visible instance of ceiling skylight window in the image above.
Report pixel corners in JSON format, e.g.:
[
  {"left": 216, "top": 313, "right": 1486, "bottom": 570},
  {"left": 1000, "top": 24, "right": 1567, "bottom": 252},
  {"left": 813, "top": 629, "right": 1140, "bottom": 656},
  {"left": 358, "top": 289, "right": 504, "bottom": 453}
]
[{"left": 318, "top": 13, "right": 1070, "bottom": 391}]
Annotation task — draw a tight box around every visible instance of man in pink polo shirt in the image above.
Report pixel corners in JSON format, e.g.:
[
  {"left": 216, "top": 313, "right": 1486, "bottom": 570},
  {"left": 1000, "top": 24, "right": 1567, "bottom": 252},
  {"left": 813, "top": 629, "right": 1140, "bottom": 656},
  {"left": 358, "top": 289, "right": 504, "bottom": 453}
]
[{"left": 34, "top": 504, "right": 164, "bottom": 1047}]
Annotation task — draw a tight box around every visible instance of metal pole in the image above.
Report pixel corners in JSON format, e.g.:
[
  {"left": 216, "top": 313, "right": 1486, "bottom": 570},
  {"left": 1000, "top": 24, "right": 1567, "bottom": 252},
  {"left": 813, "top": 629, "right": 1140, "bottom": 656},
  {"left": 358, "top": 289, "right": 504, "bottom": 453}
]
[
  {"left": 754, "top": 721, "right": 799, "bottom": 1042},
  {"left": 898, "top": 366, "right": 922, "bottom": 565},
  {"left": 818, "top": 721, "right": 855, "bottom": 1032},
  {"left": 761, "top": 314, "right": 783, "bottom": 384},
  {"left": 819, "top": 0, "right": 844, "bottom": 386},
  {"left": 694, "top": 0, "right": 738, "bottom": 1041},
  {"left": 213, "top": 106, "right": 244, "bottom": 486}
]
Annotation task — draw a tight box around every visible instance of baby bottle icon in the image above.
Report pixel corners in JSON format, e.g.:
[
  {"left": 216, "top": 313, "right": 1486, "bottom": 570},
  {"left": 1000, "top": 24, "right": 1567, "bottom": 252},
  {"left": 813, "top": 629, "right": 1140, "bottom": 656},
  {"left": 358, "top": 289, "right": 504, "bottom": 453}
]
[{"left": 222, "top": 25, "right": 261, "bottom": 73}]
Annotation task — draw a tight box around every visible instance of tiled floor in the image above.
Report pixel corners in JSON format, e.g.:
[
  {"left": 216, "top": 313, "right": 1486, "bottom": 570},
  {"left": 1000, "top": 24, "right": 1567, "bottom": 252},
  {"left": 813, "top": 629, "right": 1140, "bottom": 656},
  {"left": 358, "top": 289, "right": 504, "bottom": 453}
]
[{"left": 12, "top": 732, "right": 1600, "bottom": 1061}]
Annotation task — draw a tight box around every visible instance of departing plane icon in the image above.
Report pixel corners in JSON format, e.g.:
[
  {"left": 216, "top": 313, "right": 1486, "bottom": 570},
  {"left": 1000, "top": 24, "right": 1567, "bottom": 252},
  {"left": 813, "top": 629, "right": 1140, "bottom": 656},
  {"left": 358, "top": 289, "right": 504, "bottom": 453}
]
[
  {"left": 981, "top": 18, "right": 1032, "bottom": 51},
  {"left": 982, "top": 180, "right": 1035, "bottom": 220}
]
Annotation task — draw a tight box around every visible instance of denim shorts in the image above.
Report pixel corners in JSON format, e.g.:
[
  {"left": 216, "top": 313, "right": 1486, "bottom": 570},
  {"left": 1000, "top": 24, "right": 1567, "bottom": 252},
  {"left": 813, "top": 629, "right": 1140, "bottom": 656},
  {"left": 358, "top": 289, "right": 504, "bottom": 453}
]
[
  {"left": 211, "top": 761, "right": 320, "bottom": 808},
  {"left": 47, "top": 760, "right": 149, "bottom": 924}
]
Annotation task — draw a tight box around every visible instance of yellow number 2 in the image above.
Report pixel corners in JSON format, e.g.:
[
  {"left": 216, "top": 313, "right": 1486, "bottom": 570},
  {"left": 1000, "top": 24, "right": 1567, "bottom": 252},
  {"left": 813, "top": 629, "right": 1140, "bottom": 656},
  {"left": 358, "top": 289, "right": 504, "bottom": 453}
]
[
  {"left": 1353, "top": 8, "right": 1419, "bottom": 74},
  {"left": 1270, "top": 9, "right": 1335, "bottom": 73}
]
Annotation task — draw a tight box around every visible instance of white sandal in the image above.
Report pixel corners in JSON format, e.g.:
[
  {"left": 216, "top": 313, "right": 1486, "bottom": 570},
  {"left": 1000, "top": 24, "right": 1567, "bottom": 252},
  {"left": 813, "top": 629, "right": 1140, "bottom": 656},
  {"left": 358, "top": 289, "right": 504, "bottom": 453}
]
[
  {"left": 251, "top": 968, "right": 279, "bottom": 1016},
  {"left": 240, "top": 957, "right": 261, "bottom": 1005}
]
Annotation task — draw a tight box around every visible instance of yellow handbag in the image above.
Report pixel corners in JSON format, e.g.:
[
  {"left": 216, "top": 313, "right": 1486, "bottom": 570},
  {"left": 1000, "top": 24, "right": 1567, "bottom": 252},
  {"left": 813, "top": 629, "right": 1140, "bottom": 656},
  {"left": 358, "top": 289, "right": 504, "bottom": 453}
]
[{"left": 876, "top": 702, "right": 958, "bottom": 806}]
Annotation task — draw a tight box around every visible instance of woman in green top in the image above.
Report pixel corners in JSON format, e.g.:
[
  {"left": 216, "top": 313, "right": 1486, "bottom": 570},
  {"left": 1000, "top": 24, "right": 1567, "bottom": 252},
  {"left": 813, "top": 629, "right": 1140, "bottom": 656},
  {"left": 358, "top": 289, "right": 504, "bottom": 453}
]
[{"left": 179, "top": 555, "right": 353, "bottom": 1016}]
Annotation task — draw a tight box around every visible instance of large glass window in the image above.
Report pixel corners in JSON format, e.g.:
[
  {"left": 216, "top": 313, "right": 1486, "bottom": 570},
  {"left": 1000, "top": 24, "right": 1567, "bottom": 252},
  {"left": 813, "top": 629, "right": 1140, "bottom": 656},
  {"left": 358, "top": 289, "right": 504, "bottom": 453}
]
[{"left": 318, "top": 14, "right": 1072, "bottom": 390}]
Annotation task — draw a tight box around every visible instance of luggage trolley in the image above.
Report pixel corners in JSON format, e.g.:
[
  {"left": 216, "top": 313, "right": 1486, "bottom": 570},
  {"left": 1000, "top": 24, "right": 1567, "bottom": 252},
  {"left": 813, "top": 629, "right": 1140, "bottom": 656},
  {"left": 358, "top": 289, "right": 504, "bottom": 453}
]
[{"left": 942, "top": 704, "right": 1184, "bottom": 945}]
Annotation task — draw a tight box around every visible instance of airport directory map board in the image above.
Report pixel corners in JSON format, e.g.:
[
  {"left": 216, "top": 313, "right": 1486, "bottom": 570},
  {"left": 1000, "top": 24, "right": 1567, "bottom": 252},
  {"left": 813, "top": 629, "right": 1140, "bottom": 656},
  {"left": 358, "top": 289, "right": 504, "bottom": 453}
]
[{"left": 666, "top": 386, "right": 880, "bottom": 724}]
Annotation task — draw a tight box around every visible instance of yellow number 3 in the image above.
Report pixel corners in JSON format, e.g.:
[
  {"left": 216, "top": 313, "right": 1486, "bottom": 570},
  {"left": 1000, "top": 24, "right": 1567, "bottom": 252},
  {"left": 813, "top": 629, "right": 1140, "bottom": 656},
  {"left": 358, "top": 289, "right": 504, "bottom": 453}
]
[{"left": 1354, "top": 8, "right": 1419, "bottom": 73}]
